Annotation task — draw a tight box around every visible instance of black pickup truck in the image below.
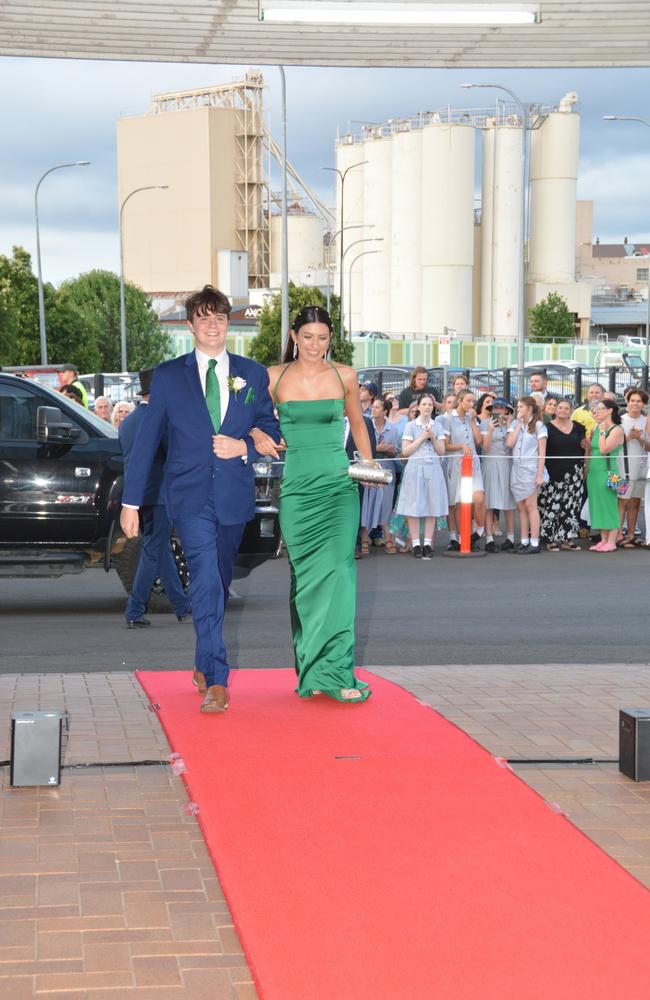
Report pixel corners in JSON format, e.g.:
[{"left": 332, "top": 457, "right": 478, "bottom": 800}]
[{"left": 0, "top": 372, "right": 281, "bottom": 610}]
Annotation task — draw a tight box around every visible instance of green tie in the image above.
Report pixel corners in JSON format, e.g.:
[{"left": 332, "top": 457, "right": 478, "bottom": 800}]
[{"left": 205, "top": 358, "right": 221, "bottom": 433}]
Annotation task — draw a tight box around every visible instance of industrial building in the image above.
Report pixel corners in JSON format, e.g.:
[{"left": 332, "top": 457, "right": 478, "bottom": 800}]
[
  {"left": 117, "top": 71, "right": 331, "bottom": 305},
  {"left": 118, "top": 76, "right": 599, "bottom": 343},
  {"left": 117, "top": 72, "right": 271, "bottom": 296},
  {"left": 335, "top": 92, "right": 591, "bottom": 340}
]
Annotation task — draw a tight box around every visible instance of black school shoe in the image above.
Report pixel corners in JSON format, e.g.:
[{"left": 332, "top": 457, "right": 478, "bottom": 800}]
[
  {"left": 447, "top": 539, "right": 460, "bottom": 552},
  {"left": 421, "top": 544, "right": 433, "bottom": 560},
  {"left": 412, "top": 545, "right": 422, "bottom": 559},
  {"left": 499, "top": 539, "right": 515, "bottom": 552},
  {"left": 485, "top": 541, "right": 496, "bottom": 553},
  {"left": 127, "top": 617, "right": 151, "bottom": 628}
]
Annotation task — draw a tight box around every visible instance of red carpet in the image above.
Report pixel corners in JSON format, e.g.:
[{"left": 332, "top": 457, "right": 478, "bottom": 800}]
[{"left": 137, "top": 669, "right": 650, "bottom": 999}]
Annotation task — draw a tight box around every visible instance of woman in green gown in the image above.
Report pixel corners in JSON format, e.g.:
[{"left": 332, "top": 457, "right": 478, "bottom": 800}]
[
  {"left": 266, "top": 306, "right": 376, "bottom": 703},
  {"left": 586, "top": 399, "right": 625, "bottom": 552}
]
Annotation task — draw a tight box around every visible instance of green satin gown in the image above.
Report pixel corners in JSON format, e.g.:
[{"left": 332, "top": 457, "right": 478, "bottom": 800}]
[{"left": 275, "top": 366, "right": 371, "bottom": 703}]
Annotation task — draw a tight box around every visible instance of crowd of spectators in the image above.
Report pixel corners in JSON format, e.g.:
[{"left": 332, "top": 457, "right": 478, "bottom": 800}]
[{"left": 358, "top": 370, "right": 650, "bottom": 558}]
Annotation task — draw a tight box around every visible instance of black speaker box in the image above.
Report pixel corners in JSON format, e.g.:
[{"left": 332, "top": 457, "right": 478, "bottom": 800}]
[
  {"left": 619, "top": 709, "right": 650, "bottom": 782},
  {"left": 10, "top": 711, "right": 64, "bottom": 787}
]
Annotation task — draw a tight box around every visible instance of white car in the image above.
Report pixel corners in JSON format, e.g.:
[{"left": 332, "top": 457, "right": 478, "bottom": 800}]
[{"left": 79, "top": 372, "right": 139, "bottom": 407}]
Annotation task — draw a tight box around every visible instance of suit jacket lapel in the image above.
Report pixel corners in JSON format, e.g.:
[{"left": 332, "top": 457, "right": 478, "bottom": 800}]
[
  {"left": 220, "top": 352, "right": 240, "bottom": 434},
  {"left": 184, "top": 352, "right": 214, "bottom": 437}
]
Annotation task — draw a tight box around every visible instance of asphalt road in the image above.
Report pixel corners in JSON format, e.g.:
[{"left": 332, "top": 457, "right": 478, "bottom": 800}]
[{"left": 1, "top": 541, "right": 649, "bottom": 673}]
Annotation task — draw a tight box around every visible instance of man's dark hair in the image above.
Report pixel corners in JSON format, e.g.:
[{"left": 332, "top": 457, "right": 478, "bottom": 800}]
[
  {"left": 59, "top": 363, "right": 78, "bottom": 376},
  {"left": 138, "top": 366, "right": 156, "bottom": 397},
  {"left": 185, "top": 285, "right": 231, "bottom": 322}
]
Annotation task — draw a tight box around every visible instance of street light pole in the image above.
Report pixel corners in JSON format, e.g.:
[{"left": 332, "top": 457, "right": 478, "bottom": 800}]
[
  {"left": 119, "top": 185, "right": 168, "bottom": 373},
  {"left": 322, "top": 160, "right": 367, "bottom": 339},
  {"left": 34, "top": 160, "right": 91, "bottom": 365},
  {"left": 603, "top": 115, "right": 650, "bottom": 372},
  {"left": 325, "top": 224, "right": 371, "bottom": 312},
  {"left": 461, "top": 82, "right": 528, "bottom": 397},
  {"left": 342, "top": 237, "right": 384, "bottom": 333},
  {"left": 279, "top": 67, "right": 290, "bottom": 360},
  {"left": 348, "top": 249, "right": 380, "bottom": 342}
]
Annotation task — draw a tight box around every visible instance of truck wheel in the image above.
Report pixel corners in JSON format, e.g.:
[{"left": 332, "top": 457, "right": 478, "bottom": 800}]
[{"left": 112, "top": 536, "right": 189, "bottom": 614}]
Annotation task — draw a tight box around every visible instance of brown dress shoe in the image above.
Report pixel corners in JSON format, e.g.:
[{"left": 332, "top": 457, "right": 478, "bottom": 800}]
[
  {"left": 200, "top": 685, "right": 229, "bottom": 713},
  {"left": 192, "top": 670, "right": 207, "bottom": 695}
]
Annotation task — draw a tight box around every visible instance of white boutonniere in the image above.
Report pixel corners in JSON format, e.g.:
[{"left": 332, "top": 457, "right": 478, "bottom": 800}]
[{"left": 227, "top": 375, "right": 247, "bottom": 398}]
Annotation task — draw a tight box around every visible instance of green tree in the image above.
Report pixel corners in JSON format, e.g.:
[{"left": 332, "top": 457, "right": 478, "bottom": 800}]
[
  {"left": 248, "top": 284, "right": 353, "bottom": 367},
  {"left": 0, "top": 246, "right": 44, "bottom": 365},
  {"left": 528, "top": 292, "right": 575, "bottom": 344},
  {"left": 58, "top": 270, "right": 172, "bottom": 370},
  {"left": 0, "top": 251, "right": 172, "bottom": 372}
]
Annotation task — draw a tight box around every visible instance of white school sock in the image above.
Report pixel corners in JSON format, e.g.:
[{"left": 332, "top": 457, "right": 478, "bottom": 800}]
[
  {"left": 423, "top": 537, "right": 432, "bottom": 547},
  {"left": 485, "top": 534, "right": 494, "bottom": 544},
  {"left": 530, "top": 538, "right": 539, "bottom": 548},
  {"left": 449, "top": 532, "right": 457, "bottom": 541},
  {"left": 475, "top": 526, "right": 485, "bottom": 537},
  {"left": 507, "top": 533, "right": 515, "bottom": 544}
]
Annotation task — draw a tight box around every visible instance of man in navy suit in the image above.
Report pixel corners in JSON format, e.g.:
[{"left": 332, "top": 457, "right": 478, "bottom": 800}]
[
  {"left": 118, "top": 366, "right": 191, "bottom": 629},
  {"left": 120, "top": 286, "right": 281, "bottom": 714}
]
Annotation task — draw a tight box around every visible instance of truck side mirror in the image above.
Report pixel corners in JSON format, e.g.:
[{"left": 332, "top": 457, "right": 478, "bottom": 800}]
[{"left": 37, "top": 406, "right": 83, "bottom": 443}]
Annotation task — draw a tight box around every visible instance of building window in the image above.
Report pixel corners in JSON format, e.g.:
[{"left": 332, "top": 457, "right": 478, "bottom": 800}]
[{"left": 637, "top": 268, "right": 649, "bottom": 282}]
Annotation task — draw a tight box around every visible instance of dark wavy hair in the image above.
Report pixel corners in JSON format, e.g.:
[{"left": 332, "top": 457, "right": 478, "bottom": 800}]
[
  {"left": 282, "top": 305, "right": 333, "bottom": 363},
  {"left": 185, "top": 285, "right": 231, "bottom": 322},
  {"left": 598, "top": 398, "right": 622, "bottom": 425}
]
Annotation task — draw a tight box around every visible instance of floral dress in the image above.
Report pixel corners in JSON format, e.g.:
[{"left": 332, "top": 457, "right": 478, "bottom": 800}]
[{"left": 538, "top": 421, "right": 585, "bottom": 543}]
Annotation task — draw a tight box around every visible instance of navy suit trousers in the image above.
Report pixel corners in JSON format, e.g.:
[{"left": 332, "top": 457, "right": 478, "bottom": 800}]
[
  {"left": 125, "top": 506, "right": 190, "bottom": 621},
  {"left": 174, "top": 482, "right": 245, "bottom": 688}
]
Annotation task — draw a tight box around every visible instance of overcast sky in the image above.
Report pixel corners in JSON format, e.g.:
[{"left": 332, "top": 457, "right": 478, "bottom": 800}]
[{"left": 2, "top": 56, "right": 650, "bottom": 286}]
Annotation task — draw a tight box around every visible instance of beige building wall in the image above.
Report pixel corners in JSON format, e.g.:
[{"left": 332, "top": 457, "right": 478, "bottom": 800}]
[
  {"left": 576, "top": 199, "right": 649, "bottom": 292},
  {"left": 117, "top": 106, "right": 238, "bottom": 293}
]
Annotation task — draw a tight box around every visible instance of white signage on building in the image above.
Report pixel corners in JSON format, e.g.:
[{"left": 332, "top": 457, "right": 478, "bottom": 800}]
[{"left": 439, "top": 335, "right": 451, "bottom": 366}]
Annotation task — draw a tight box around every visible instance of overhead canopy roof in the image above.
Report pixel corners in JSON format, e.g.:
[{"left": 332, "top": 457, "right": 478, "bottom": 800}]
[{"left": 3, "top": 1, "right": 650, "bottom": 68}]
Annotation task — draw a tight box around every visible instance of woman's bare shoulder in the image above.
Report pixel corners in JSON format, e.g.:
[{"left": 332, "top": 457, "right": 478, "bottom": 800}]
[
  {"left": 334, "top": 364, "right": 358, "bottom": 388},
  {"left": 267, "top": 363, "right": 287, "bottom": 383}
]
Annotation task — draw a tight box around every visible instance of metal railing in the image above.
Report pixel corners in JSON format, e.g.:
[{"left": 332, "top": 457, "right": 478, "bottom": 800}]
[{"left": 358, "top": 365, "right": 649, "bottom": 404}]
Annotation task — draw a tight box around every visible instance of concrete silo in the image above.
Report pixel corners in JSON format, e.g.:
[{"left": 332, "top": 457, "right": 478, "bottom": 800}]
[
  {"left": 528, "top": 95, "right": 580, "bottom": 283},
  {"left": 270, "top": 211, "right": 324, "bottom": 274},
  {"left": 335, "top": 138, "right": 366, "bottom": 332},
  {"left": 390, "top": 127, "right": 422, "bottom": 334},
  {"left": 481, "top": 120, "right": 524, "bottom": 340},
  {"left": 420, "top": 122, "right": 475, "bottom": 338},
  {"left": 361, "top": 134, "right": 392, "bottom": 333}
]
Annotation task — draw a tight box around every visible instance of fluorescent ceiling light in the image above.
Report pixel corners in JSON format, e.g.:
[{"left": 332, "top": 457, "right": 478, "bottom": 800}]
[{"left": 259, "top": 2, "right": 541, "bottom": 26}]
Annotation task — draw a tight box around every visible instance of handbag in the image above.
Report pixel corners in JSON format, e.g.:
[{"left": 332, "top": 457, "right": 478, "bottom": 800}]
[
  {"left": 605, "top": 428, "right": 630, "bottom": 498},
  {"left": 348, "top": 452, "right": 393, "bottom": 486}
]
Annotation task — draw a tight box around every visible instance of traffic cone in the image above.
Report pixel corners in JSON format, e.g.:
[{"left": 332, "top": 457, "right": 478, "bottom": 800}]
[
  {"left": 459, "top": 452, "right": 473, "bottom": 554},
  {"left": 444, "top": 451, "right": 486, "bottom": 559}
]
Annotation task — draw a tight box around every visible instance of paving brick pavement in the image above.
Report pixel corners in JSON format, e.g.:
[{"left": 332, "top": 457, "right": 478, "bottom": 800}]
[
  {"left": 0, "top": 673, "right": 257, "bottom": 998},
  {"left": 1, "top": 665, "right": 649, "bottom": 995}
]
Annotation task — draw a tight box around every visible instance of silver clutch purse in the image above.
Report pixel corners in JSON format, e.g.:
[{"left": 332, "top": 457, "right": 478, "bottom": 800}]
[{"left": 347, "top": 453, "right": 393, "bottom": 486}]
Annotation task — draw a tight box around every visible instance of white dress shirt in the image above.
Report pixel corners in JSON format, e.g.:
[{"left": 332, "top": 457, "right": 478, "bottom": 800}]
[{"left": 195, "top": 346, "right": 230, "bottom": 426}]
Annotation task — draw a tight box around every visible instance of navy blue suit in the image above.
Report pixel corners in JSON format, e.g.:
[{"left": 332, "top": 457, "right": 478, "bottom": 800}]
[
  {"left": 123, "top": 351, "right": 280, "bottom": 686},
  {"left": 119, "top": 403, "right": 189, "bottom": 622}
]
